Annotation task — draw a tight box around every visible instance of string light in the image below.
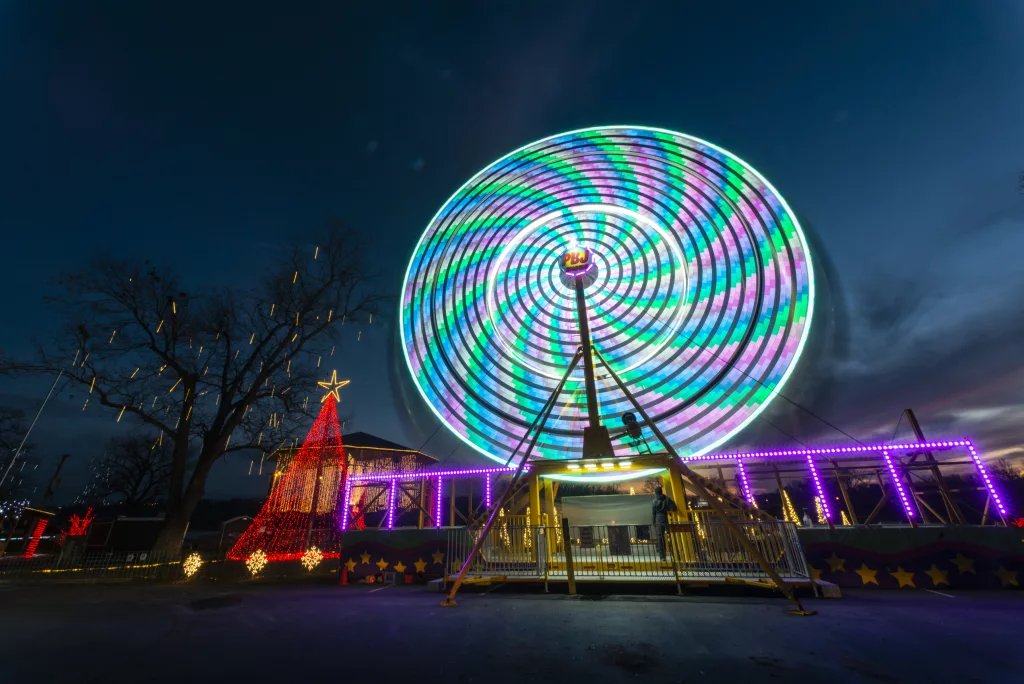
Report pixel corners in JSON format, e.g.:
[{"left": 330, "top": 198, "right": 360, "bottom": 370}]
[
  {"left": 814, "top": 496, "right": 827, "bottom": 525},
  {"left": 246, "top": 549, "right": 268, "bottom": 576},
  {"left": 301, "top": 546, "right": 324, "bottom": 571},
  {"left": 131, "top": 367, "right": 139, "bottom": 378},
  {"left": 227, "top": 395, "right": 347, "bottom": 563},
  {"left": 183, "top": 552, "right": 203, "bottom": 579},
  {"left": 781, "top": 489, "right": 800, "bottom": 525},
  {"left": 116, "top": 406, "right": 125, "bottom": 422},
  {"left": 156, "top": 320, "right": 164, "bottom": 333},
  {"left": 22, "top": 519, "right": 49, "bottom": 558}
]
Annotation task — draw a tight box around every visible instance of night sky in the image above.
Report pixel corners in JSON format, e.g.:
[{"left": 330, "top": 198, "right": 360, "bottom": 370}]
[{"left": 1, "top": 1, "right": 1022, "bottom": 501}]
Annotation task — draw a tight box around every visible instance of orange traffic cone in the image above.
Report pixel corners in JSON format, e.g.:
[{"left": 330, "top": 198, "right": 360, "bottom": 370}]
[{"left": 340, "top": 566, "right": 348, "bottom": 585}]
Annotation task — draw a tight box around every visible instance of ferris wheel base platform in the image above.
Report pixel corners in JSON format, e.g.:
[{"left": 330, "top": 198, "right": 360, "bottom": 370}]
[{"left": 441, "top": 572, "right": 839, "bottom": 596}]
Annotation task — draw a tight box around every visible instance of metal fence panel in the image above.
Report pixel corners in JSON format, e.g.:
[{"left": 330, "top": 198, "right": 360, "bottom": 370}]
[{"left": 445, "top": 516, "right": 809, "bottom": 583}]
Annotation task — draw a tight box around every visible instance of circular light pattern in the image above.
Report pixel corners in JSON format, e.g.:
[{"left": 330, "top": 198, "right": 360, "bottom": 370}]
[
  {"left": 182, "top": 552, "right": 203, "bottom": 579},
  {"left": 401, "top": 126, "right": 813, "bottom": 464}
]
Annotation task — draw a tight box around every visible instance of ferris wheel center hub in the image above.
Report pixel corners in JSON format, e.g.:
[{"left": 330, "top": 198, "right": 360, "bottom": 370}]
[{"left": 559, "top": 244, "right": 598, "bottom": 289}]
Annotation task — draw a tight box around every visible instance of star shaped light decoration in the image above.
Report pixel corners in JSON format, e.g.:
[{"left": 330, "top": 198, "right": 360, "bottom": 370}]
[
  {"left": 994, "top": 565, "right": 1019, "bottom": 588},
  {"left": 345, "top": 558, "right": 357, "bottom": 573},
  {"left": 414, "top": 558, "right": 428, "bottom": 573},
  {"left": 824, "top": 552, "right": 846, "bottom": 573},
  {"left": 375, "top": 558, "right": 389, "bottom": 572},
  {"left": 854, "top": 563, "right": 878, "bottom": 586},
  {"left": 359, "top": 551, "right": 371, "bottom": 565},
  {"left": 890, "top": 567, "right": 916, "bottom": 589},
  {"left": 950, "top": 552, "right": 976, "bottom": 575},
  {"left": 317, "top": 370, "right": 350, "bottom": 403},
  {"left": 924, "top": 564, "right": 949, "bottom": 587},
  {"left": 394, "top": 561, "right": 407, "bottom": 574},
  {"left": 431, "top": 550, "right": 445, "bottom": 565}
]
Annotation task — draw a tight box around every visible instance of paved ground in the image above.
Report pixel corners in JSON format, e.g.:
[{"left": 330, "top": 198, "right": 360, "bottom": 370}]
[{"left": 1, "top": 582, "right": 1020, "bottom": 683}]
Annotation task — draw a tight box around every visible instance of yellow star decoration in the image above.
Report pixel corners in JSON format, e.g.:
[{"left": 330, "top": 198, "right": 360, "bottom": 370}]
[
  {"left": 855, "top": 563, "right": 879, "bottom": 586},
  {"left": 375, "top": 558, "right": 389, "bottom": 572},
  {"left": 359, "top": 551, "right": 371, "bottom": 565},
  {"left": 317, "top": 370, "right": 350, "bottom": 403},
  {"left": 344, "top": 558, "right": 356, "bottom": 573},
  {"left": 924, "top": 564, "right": 949, "bottom": 587},
  {"left": 394, "top": 561, "right": 407, "bottom": 573},
  {"left": 950, "top": 553, "right": 976, "bottom": 575},
  {"left": 808, "top": 565, "right": 822, "bottom": 581},
  {"left": 890, "top": 567, "right": 916, "bottom": 588},
  {"left": 414, "top": 558, "right": 428, "bottom": 573},
  {"left": 994, "top": 565, "right": 1019, "bottom": 588},
  {"left": 431, "top": 550, "right": 445, "bottom": 565},
  {"left": 825, "top": 552, "right": 846, "bottom": 573}
]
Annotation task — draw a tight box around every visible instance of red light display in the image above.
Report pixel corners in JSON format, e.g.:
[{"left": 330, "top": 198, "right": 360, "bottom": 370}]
[
  {"left": 22, "top": 519, "right": 48, "bottom": 558},
  {"left": 227, "top": 394, "right": 348, "bottom": 562}
]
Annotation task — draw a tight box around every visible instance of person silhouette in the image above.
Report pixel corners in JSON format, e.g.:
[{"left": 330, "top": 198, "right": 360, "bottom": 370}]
[{"left": 652, "top": 485, "right": 676, "bottom": 560}]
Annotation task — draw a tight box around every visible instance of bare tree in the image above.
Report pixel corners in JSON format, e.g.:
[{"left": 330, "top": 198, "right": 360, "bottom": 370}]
[
  {"left": 0, "top": 406, "right": 27, "bottom": 454},
  {"left": 0, "top": 406, "right": 36, "bottom": 500},
  {"left": 3, "top": 223, "right": 385, "bottom": 552},
  {"left": 92, "top": 433, "right": 174, "bottom": 507}
]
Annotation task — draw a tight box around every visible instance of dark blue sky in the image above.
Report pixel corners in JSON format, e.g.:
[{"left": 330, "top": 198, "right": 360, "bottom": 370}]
[{"left": 2, "top": 1, "right": 1022, "bottom": 500}]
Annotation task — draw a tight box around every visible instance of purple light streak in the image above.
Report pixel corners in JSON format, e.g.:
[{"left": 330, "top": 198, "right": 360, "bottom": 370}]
[
  {"left": 804, "top": 453, "right": 831, "bottom": 521},
  {"left": 347, "top": 465, "right": 522, "bottom": 483},
  {"left": 967, "top": 442, "right": 1009, "bottom": 522},
  {"left": 484, "top": 474, "right": 493, "bottom": 509},
  {"left": 735, "top": 460, "right": 755, "bottom": 507},
  {"left": 339, "top": 479, "right": 352, "bottom": 531},
  {"left": 386, "top": 479, "right": 397, "bottom": 529},
  {"left": 688, "top": 440, "right": 971, "bottom": 461},
  {"left": 435, "top": 476, "right": 443, "bottom": 528},
  {"left": 881, "top": 450, "right": 917, "bottom": 522}
]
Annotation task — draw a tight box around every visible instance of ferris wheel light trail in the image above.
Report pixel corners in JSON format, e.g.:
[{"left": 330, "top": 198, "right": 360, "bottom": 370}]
[{"left": 401, "top": 126, "right": 815, "bottom": 465}]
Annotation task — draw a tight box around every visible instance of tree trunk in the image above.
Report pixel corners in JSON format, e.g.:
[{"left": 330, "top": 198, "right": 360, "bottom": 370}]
[{"left": 151, "top": 452, "right": 216, "bottom": 555}]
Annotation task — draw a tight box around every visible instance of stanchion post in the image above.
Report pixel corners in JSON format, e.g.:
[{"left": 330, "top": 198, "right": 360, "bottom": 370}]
[{"left": 561, "top": 517, "right": 576, "bottom": 595}]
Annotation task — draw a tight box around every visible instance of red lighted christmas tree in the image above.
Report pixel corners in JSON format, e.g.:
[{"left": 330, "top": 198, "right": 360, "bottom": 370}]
[{"left": 227, "top": 380, "right": 348, "bottom": 562}]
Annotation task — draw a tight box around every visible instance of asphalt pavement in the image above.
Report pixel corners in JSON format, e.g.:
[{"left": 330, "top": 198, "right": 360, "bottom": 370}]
[{"left": 1, "top": 582, "right": 1020, "bottom": 683}]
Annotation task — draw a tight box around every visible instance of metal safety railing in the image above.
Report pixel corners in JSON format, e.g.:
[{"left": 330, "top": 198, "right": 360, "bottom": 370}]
[
  {"left": 0, "top": 550, "right": 183, "bottom": 581},
  {"left": 446, "top": 514, "right": 808, "bottom": 582}
]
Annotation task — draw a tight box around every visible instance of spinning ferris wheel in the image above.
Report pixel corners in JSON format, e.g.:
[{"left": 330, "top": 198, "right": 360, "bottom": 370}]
[{"left": 400, "top": 126, "right": 814, "bottom": 466}]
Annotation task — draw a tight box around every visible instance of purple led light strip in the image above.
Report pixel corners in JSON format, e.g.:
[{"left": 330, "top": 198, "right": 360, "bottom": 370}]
[
  {"left": 484, "top": 474, "right": 493, "bottom": 509},
  {"left": 804, "top": 453, "right": 831, "bottom": 520},
  {"left": 339, "top": 479, "right": 352, "bottom": 531},
  {"left": 695, "top": 437, "right": 1008, "bottom": 521},
  {"left": 734, "top": 460, "right": 755, "bottom": 507},
  {"left": 435, "top": 476, "right": 443, "bottom": 528},
  {"left": 348, "top": 465, "right": 523, "bottom": 483},
  {"left": 687, "top": 439, "right": 972, "bottom": 461},
  {"left": 385, "top": 479, "right": 398, "bottom": 529},
  {"left": 967, "top": 442, "right": 1008, "bottom": 522},
  {"left": 881, "top": 450, "right": 917, "bottom": 522}
]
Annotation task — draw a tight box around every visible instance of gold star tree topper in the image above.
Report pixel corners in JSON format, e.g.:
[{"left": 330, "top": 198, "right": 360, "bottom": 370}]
[{"left": 317, "top": 370, "right": 350, "bottom": 403}]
